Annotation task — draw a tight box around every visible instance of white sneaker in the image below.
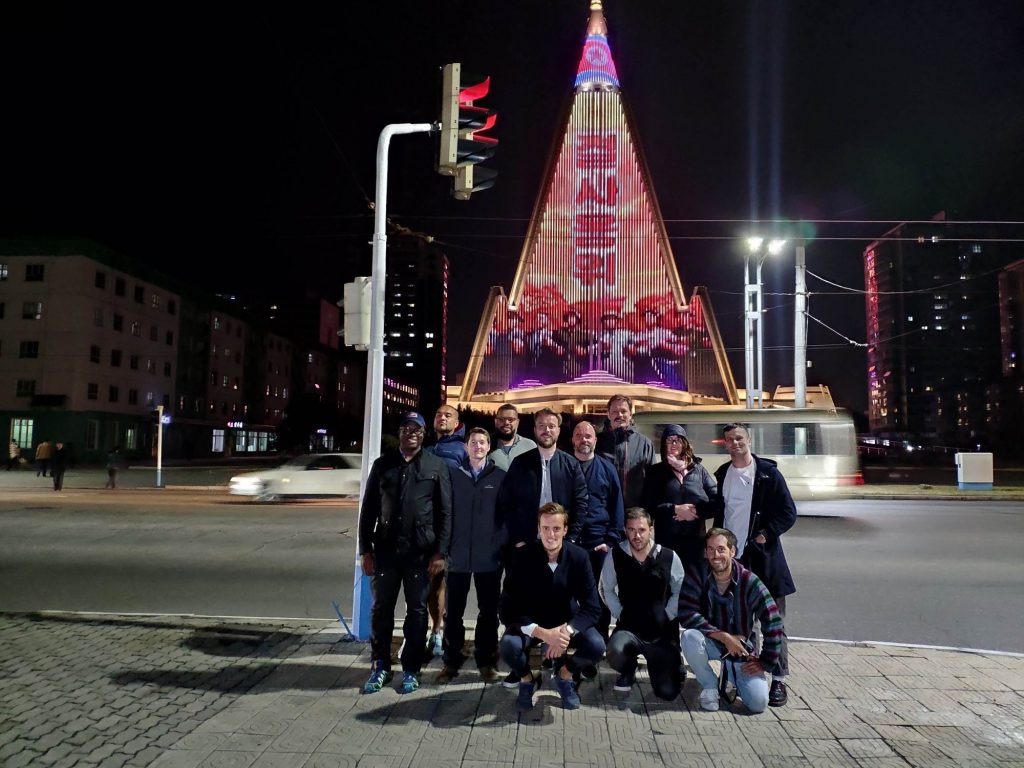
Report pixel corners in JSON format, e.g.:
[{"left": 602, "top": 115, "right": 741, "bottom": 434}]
[
  {"left": 699, "top": 688, "right": 720, "bottom": 712},
  {"left": 427, "top": 632, "right": 443, "bottom": 657}
]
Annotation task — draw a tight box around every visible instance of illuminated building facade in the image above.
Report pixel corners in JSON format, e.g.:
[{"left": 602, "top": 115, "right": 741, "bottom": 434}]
[{"left": 453, "top": 1, "right": 736, "bottom": 414}]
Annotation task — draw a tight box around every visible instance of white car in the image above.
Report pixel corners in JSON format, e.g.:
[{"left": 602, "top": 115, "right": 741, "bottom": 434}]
[{"left": 229, "top": 453, "right": 361, "bottom": 501}]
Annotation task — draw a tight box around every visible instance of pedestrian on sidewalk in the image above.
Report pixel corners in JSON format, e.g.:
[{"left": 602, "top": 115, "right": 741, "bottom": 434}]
[
  {"left": 105, "top": 446, "right": 124, "bottom": 489},
  {"left": 7, "top": 440, "right": 20, "bottom": 470},
  {"left": 35, "top": 440, "right": 52, "bottom": 477},
  {"left": 51, "top": 442, "right": 68, "bottom": 491}
]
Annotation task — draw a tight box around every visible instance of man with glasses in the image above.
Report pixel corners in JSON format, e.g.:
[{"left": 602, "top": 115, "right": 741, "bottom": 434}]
[
  {"left": 488, "top": 403, "right": 536, "bottom": 471},
  {"left": 712, "top": 423, "right": 796, "bottom": 707},
  {"left": 358, "top": 411, "right": 452, "bottom": 695}
]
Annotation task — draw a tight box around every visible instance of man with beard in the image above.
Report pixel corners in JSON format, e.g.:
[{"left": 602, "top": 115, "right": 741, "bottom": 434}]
[
  {"left": 488, "top": 404, "right": 536, "bottom": 472},
  {"left": 600, "top": 507, "right": 684, "bottom": 700},
  {"left": 358, "top": 412, "right": 452, "bottom": 695},
  {"left": 679, "top": 528, "right": 783, "bottom": 714},
  {"left": 571, "top": 420, "right": 623, "bottom": 663},
  {"left": 596, "top": 394, "right": 655, "bottom": 509},
  {"left": 424, "top": 403, "right": 467, "bottom": 657},
  {"left": 712, "top": 423, "right": 796, "bottom": 707}
]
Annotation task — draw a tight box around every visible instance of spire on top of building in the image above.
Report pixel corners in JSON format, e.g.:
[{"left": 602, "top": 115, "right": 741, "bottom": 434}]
[{"left": 575, "top": 0, "right": 619, "bottom": 92}]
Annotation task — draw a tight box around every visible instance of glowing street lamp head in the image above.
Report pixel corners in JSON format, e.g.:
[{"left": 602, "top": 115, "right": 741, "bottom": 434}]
[
  {"left": 767, "top": 239, "right": 787, "bottom": 256},
  {"left": 746, "top": 237, "right": 764, "bottom": 253}
]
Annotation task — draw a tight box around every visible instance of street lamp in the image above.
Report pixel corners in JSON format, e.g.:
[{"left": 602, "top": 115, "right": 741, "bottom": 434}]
[{"left": 744, "top": 237, "right": 785, "bottom": 408}]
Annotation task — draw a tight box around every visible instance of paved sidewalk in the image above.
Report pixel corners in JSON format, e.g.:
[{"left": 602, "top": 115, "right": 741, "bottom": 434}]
[{"left": 2, "top": 613, "right": 1023, "bottom": 767}]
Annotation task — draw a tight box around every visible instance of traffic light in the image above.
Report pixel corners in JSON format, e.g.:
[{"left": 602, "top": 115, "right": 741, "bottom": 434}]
[{"left": 437, "top": 62, "right": 497, "bottom": 200}]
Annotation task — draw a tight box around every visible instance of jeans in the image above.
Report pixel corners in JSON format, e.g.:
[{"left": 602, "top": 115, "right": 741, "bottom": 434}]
[
  {"left": 500, "top": 626, "right": 606, "bottom": 678},
  {"left": 607, "top": 629, "right": 681, "bottom": 701},
  {"left": 370, "top": 554, "right": 430, "bottom": 673},
  {"left": 443, "top": 569, "right": 501, "bottom": 668},
  {"left": 681, "top": 628, "right": 768, "bottom": 713}
]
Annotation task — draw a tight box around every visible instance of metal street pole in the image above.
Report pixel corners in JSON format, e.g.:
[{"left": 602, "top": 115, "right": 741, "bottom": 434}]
[
  {"left": 794, "top": 244, "right": 807, "bottom": 408},
  {"left": 756, "top": 259, "right": 766, "bottom": 409},
  {"left": 744, "top": 254, "right": 756, "bottom": 409},
  {"left": 155, "top": 404, "right": 164, "bottom": 488},
  {"left": 352, "top": 122, "right": 435, "bottom": 642}
]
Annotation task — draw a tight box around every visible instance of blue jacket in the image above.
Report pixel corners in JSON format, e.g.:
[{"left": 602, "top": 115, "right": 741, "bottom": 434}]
[
  {"left": 577, "top": 454, "right": 624, "bottom": 548},
  {"left": 712, "top": 455, "right": 797, "bottom": 598},
  {"left": 498, "top": 448, "right": 589, "bottom": 546},
  {"left": 427, "top": 424, "right": 467, "bottom": 470},
  {"left": 449, "top": 459, "right": 506, "bottom": 573}
]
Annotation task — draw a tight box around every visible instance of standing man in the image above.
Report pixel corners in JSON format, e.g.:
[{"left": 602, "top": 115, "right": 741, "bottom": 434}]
[
  {"left": 499, "top": 502, "right": 604, "bottom": 711},
  {"left": 679, "top": 528, "right": 784, "bottom": 714},
  {"left": 424, "top": 403, "right": 467, "bottom": 657},
  {"left": 713, "top": 423, "right": 796, "bottom": 707},
  {"left": 498, "top": 408, "right": 588, "bottom": 550},
  {"left": 597, "top": 394, "right": 655, "bottom": 509},
  {"left": 571, "top": 421, "right": 623, "bottom": 651},
  {"left": 358, "top": 411, "right": 452, "bottom": 695},
  {"left": 439, "top": 428, "right": 506, "bottom": 683},
  {"left": 488, "top": 404, "right": 536, "bottom": 471},
  {"left": 35, "top": 439, "right": 52, "bottom": 477},
  {"left": 600, "top": 507, "right": 684, "bottom": 700},
  {"left": 50, "top": 442, "right": 68, "bottom": 491}
]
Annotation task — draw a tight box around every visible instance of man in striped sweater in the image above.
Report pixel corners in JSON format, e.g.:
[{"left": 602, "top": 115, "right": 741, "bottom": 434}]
[{"left": 678, "top": 527, "right": 784, "bottom": 714}]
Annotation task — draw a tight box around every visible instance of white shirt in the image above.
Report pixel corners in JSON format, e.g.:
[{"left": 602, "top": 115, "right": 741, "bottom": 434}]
[
  {"left": 539, "top": 458, "right": 552, "bottom": 507},
  {"left": 722, "top": 460, "right": 756, "bottom": 558}
]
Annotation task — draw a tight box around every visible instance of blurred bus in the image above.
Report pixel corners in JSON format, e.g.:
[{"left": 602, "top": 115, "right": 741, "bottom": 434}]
[{"left": 631, "top": 408, "right": 860, "bottom": 499}]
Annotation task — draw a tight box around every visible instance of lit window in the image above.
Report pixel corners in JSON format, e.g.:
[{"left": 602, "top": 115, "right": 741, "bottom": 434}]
[{"left": 151, "top": 294, "right": 161, "bottom": 309}]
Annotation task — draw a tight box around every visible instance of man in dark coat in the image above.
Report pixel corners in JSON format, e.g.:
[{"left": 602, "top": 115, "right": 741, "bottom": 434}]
[
  {"left": 358, "top": 411, "right": 452, "bottom": 695},
  {"left": 438, "top": 427, "right": 506, "bottom": 683},
  {"left": 712, "top": 423, "right": 796, "bottom": 707},
  {"left": 596, "top": 394, "right": 655, "bottom": 509},
  {"left": 499, "top": 502, "right": 604, "bottom": 711},
  {"left": 50, "top": 441, "right": 69, "bottom": 491}
]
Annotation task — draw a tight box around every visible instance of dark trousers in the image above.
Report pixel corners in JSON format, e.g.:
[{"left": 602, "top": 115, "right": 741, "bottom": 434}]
[
  {"left": 443, "top": 569, "right": 501, "bottom": 668},
  {"left": 37, "top": 459, "right": 49, "bottom": 477},
  {"left": 370, "top": 555, "right": 430, "bottom": 673},
  {"left": 752, "top": 594, "right": 789, "bottom": 676},
  {"left": 500, "top": 626, "right": 606, "bottom": 678},
  {"left": 587, "top": 548, "right": 612, "bottom": 641},
  {"left": 52, "top": 469, "right": 65, "bottom": 491},
  {"left": 607, "top": 629, "right": 682, "bottom": 701}
]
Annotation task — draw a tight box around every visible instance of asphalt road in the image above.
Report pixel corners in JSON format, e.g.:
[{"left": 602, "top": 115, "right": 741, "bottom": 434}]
[{"left": 1, "top": 485, "right": 1022, "bottom": 653}]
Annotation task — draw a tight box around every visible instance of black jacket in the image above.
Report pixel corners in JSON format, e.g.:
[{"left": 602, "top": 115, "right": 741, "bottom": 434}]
[
  {"left": 500, "top": 540, "right": 601, "bottom": 634},
  {"left": 498, "top": 448, "right": 589, "bottom": 546},
  {"left": 643, "top": 458, "right": 717, "bottom": 567},
  {"left": 712, "top": 455, "right": 796, "bottom": 598},
  {"left": 358, "top": 449, "right": 452, "bottom": 560},
  {"left": 449, "top": 459, "right": 506, "bottom": 573},
  {"left": 596, "top": 426, "right": 655, "bottom": 508}
]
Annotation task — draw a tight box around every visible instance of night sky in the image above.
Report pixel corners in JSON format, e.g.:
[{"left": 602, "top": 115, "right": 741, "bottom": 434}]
[{"left": 4, "top": 1, "right": 1024, "bottom": 416}]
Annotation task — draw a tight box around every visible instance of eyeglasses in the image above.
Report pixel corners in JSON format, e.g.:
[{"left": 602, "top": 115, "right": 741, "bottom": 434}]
[{"left": 495, "top": 416, "right": 517, "bottom": 423}]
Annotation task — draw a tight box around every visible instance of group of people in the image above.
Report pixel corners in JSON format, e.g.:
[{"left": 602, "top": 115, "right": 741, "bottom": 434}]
[
  {"left": 5, "top": 439, "right": 126, "bottom": 492},
  {"left": 492, "top": 309, "right": 690, "bottom": 387},
  {"left": 357, "top": 394, "right": 796, "bottom": 714}
]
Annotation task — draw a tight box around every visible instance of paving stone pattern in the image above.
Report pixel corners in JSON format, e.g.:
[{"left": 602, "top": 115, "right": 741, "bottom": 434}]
[{"left": 2, "top": 614, "right": 1024, "bottom": 767}]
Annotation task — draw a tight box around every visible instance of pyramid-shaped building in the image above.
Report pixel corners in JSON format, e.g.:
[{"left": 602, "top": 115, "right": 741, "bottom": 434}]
[{"left": 453, "top": 1, "right": 738, "bottom": 413}]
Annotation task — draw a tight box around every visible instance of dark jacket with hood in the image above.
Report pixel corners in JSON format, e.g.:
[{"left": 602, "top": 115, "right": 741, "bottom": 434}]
[
  {"left": 642, "top": 424, "right": 718, "bottom": 567},
  {"left": 448, "top": 457, "right": 506, "bottom": 573},
  {"left": 712, "top": 454, "right": 796, "bottom": 598},
  {"left": 358, "top": 448, "right": 452, "bottom": 561},
  {"left": 426, "top": 423, "right": 468, "bottom": 470}
]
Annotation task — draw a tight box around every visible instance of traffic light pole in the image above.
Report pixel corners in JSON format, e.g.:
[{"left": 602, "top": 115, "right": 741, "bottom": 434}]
[{"left": 353, "top": 122, "right": 436, "bottom": 641}]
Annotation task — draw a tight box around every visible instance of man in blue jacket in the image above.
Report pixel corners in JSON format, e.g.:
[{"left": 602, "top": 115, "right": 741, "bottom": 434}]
[
  {"left": 358, "top": 412, "right": 452, "bottom": 695},
  {"left": 571, "top": 419, "right": 623, "bottom": 674},
  {"left": 499, "top": 502, "right": 604, "bottom": 711},
  {"left": 438, "top": 427, "right": 506, "bottom": 683},
  {"left": 712, "top": 423, "right": 796, "bottom": 707}
]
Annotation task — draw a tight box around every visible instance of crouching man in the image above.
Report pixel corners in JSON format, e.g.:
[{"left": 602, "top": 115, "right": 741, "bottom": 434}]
[
  {"left": 600, "top": 507, "right": 685, "bottom": 700},
  {"left": 499, "top": 502, "right": 604, "bottom": 711},
  {"left": 678, "top": 527, "right": 783, "bottom": 713}
]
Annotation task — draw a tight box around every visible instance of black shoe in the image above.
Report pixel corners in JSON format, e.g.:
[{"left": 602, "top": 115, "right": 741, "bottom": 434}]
[
  {"left": 580, "top": 665, "right": 598, "bottom": 681},
  {"left": 769, "top": 680, "right": 788, "bottom": 707},
  {"left": 502, "top": 671, "right": 520, "bottom": 689},
  {"left": 516, "top": 676, "right": 540, "bottom": 711}
]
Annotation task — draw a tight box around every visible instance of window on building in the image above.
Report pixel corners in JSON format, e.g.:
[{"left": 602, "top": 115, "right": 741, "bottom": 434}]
[
  {"left": 226, "top": 320, "right": 232, "bottom": 334},
  {"left": 125, "top": 426, "right": 137, "bottom": 451},
  {"left": 87, "top": 383, "right": 98, "bottom": 400},
  {"left": 233, "top": 377, "right": 239, "bottom": 390},
  {"left": 128, "top": 389, "right": 138, "bottom": 405},
  {"left": 22, "top": 302, "right": 42, "bottom": 320},
  {"left": 212, "top": 429, "right": 225, "bottom": 453},
  {"left": 86, "top": 420, "right": 99, "bottom": 451},
  {"left": 115, "top": 277, "right": 125, "bottom": 296},
  {"left": 19, "top": 341, "right": 39, "bottom": 358},
  {"left": 0, "top": 263, "right": 8, "bottom": 280},
  {"left": 16, "top": 380, "right": 36, "bottom": 397},
  {"left": 94, "top": 308, "right": 103, "bottom": 327},
  {"left": 11, "top": 418, "right": 33, "bottom": 449},
  {"left": 110, "top": 349, "right": 122, "bottom": 367},
  {"left": 146, "top": 391, "right": 154, "bottom": 406},
  {"left": 151, "top": 294, "right": 161, "bottom": 310},
  {"left": 89, "top": 345, "right": 100, "bottom": 363},
  {"left": 146, "top": 358, "right": 155, "bottom": 373},
  {"left": 95, "top": 271, "right": 106, "bottom": 289},
  {"left": 108, "top": 385, "right": 119, "bottom": 403},
  {"left": 131, "top": 321, "right": 141, "bottom": 336},
  {"left": 163, "top": 362, "right": 172, "bottom": 377},
  {"left": 25, "top": 264, "right": 44, "bottom": 281},
  {"left": 150, "top": 325, "right": 158, "bottom": 341},
  {"left": 222, "top": 375, "right": 229, "bottom": 388},
  {"left": 213, "top": 316, "right": 221, "bottom": 330},
  {"left": 129, "top": 354, "right": 138, "bottom": 370},
  {"left": 168, "top": 299, "right": 176, "bottom": 315},
  {"left": 224, "top": 347, "right": 231, "bottom": 359},
  {"left": 165, "top": 330, "right": 173, "bottom": 345},
  {"left": 113, "top": 314, "right": 123, "bottom": 332},
  {"left": 134, "top": 286, "right": 144, "bottom": 303},
  {"left": 0, "top": 301, "right": 4, "bottom": 319}
]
